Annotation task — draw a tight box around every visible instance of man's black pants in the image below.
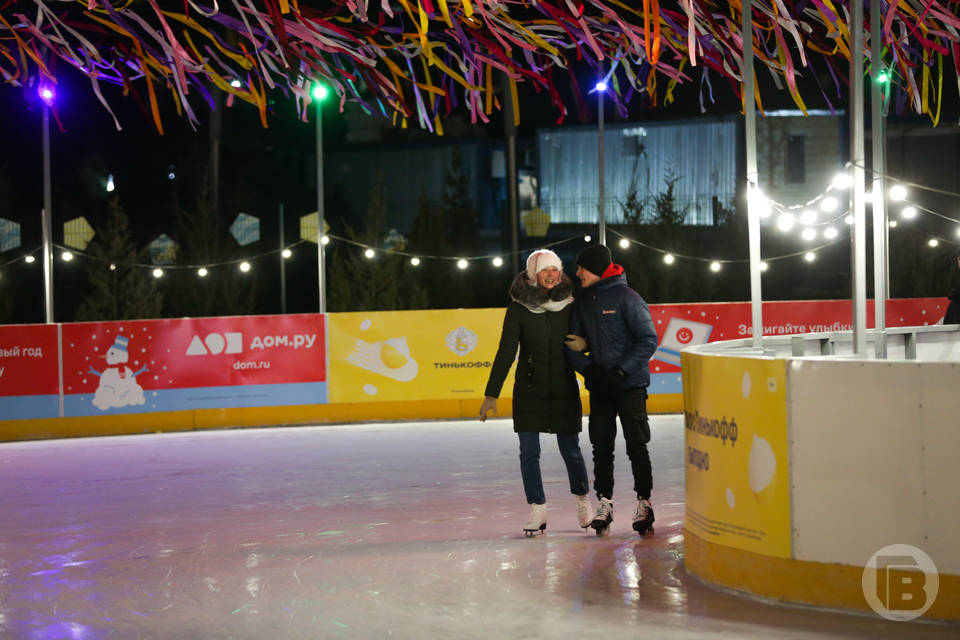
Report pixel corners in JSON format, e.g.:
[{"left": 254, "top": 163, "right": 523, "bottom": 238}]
[{"left": 588, "top": 386, "right": 652, "bottom": 501}]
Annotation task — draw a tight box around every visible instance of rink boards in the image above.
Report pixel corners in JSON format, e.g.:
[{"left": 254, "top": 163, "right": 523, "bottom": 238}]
[{"left": 0, "top": 298, "right": 949, "bottom": 441}]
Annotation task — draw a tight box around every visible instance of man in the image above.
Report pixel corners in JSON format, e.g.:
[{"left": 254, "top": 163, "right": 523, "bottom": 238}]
[{"left": 565, "top": 244, "right": 659, "bottom": 536}]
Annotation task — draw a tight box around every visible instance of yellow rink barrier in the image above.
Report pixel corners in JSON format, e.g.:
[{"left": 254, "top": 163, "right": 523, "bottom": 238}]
[{"left": 0, "top": 393, "right": 682, "bottom": 443}]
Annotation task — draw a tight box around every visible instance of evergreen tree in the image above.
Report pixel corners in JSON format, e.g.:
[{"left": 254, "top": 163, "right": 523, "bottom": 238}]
[
  {"left": 327, "top": 173, "right": 428, "bottom": 311},
  {"left": 75, "top": 196, "right": 164, "bottom": 321},
  {"left": 165, "top": 154, "right": 255, "bottom": 318}
]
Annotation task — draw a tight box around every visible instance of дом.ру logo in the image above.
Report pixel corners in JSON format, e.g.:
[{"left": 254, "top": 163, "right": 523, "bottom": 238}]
[{"left": 862, "top": 544, "right": 939, "bottom": 621}]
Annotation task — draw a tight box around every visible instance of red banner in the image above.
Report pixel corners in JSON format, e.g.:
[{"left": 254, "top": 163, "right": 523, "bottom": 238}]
[
  {"left": 61, "top": 315, "right": 326, "bottom": 395},
  {"left": 649, "top": 298, "right": 947, "bottom": 373},
  {"left": 0, "top": 324, "right": 59, "bottom": 396}
]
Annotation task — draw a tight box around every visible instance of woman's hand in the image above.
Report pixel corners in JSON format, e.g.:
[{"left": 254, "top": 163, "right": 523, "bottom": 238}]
[
  {"left": 564, "top": 334, "right": 587, "bottom": 352},
  {"left": 478, "top": 397, "right": 497, "bottom": 422}
]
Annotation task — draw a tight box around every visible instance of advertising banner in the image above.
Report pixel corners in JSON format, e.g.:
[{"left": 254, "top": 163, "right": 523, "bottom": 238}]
[
  {"left": 0, "top": 324, "right": 60, "bottom": 419},
  {"left": 327, "top": 308, "right": 515, "bottom": 403},
  {"left": 60, "top": 315, "right": 326, "bottom": 416},
  {"left": 646, "top": 298, "right": 946, "bottom": 396},
  {"left": 682, "top": 353, "right": 791, "bottom": 557}
]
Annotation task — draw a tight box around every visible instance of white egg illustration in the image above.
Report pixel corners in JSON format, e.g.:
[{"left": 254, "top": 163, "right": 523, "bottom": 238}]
[
  {"left": 749, "top": 434, "right": 777, "bottom": 504},
  {"left": 346, "top": 337, "right": 418, "bottom": 382}
]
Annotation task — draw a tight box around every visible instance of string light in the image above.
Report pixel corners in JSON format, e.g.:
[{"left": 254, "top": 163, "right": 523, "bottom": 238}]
[
  {"left": 364, "top": 248, "right": 375, "bottom": 259},
  {"left": 584, "top": 235, "right": 592, "bottom": 242},
  {"left": 456, "top": 258, "right": 468, "bottom": 270},
  {"left": 776, "top": 213, "right": 796, "bottom": 232},
  {"left": 198, "top": 267, "right": 209, "bottom": 277},
  {"left": 760, "top": 261, "right": 769, "bottom": 272},
  {"left": 618, "top": 238, "right": 630, "bottom": 249},
  {"left": 109, "top": 263, "right": 116, "bottom": 271},
  {"left": 410, "top": 257, "right": 421, "bottom": 266},
  {"left": 928, "top": 238, "right": 940, "bottom": 247},
  {"left": 889, "top": 220, "right": 898, "bottom": 228},
  {"left": 152, "top": 268, "right": 163, "bottom": 278},
  {"left": 492, "top": 257, "right": 503, "bottom": 267},
  {"left": 24, "top": 255, "right": 35, "bottom": 264},
  {"left": 824, "top": 227, "right": 839, "bottom": 239},
  {"left": 709, "top": 261, "right": 721, "bottom": 272},
  {"left": 321, "top": 235, "right": 330, "bottom": 245},
  {"left": 804, "top": 252, "right": 816, "bottom": 262},
  {"left": 61, "top": 251, "right": 74, "bottom": 262},
  {"left": 239, "top": 261, "right": 251, "bottom": 272},
  {"left": 282, "top": 249, "right": 292, "bottom": 258},
  {"left": 901, "top": 206, "right": 917, "bottom": 219},
  {"left": 663, "top": 253, "right": 675, "bottom": 265},
  {"left": 820, "top": 196, "right": 839, "bottom": 212},
  {"left": 801, "top": 228, "right": 816, "bottom": 241},
  {"left": 889, "top": 184, "right": 908, "bottom": 201}
]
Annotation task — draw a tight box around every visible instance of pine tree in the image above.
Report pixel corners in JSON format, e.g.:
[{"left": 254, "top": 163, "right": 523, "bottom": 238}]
[
  {"left": 327, "top": 172, "right": 428, "bottom": 311},
  {"left": 75, "top": 197, "right": 164, "bottom": 321}
]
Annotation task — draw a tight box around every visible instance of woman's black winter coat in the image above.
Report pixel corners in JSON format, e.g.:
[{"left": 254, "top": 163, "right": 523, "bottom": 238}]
[{"left": 484, "top": 273, "right": 582, "bottom": 435}]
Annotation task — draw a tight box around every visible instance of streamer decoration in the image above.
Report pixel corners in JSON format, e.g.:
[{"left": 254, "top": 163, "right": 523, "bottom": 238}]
[{"left": 2, "top": 1, "right": 958, "bottom": 132}]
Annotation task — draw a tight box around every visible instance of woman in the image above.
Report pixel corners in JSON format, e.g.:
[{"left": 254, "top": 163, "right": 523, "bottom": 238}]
[{"left": 479, "top": 249, "right": 594, "bottom": 536}]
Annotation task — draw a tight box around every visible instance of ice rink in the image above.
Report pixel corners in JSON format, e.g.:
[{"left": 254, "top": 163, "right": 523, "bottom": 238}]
[{"left": 1, "top": 415, "right": 955, "bottom": 639}]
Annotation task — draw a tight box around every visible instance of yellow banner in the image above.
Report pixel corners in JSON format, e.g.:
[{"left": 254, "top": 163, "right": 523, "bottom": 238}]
[
  {"left": 681, "top": 352, "right": 791, "bottom": 557},
  {"left": 327, "top": 308, "right": 516, "bottom": 403}
]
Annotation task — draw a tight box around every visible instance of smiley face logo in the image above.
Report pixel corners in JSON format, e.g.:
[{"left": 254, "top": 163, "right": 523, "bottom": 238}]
[{"left": 676, "top": 327, "right": 694, "bottom": 344}]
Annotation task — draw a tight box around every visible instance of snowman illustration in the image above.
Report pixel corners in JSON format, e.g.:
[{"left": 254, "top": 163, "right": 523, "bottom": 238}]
[{"left": 88, "top": 335, "right": 148, "bottom": 410}]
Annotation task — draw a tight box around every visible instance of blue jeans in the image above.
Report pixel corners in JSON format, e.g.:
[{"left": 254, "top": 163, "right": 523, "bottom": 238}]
[{"left": 518, "top": 432, "right": 590, "bottom": 505}]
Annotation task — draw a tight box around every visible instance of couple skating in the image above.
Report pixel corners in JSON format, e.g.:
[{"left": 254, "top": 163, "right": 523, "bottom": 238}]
[{"left": 479, "top": 245, "right": 659, "bottom": 537}]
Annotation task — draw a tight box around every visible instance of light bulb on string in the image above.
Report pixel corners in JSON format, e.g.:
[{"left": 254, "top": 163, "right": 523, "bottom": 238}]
[
  {"left": 61, "top": 251, "right": 74, "bottom": 262},
  {"left": 152, "top": 268, "right": 164, "bottom": 278},
  {"left": 410, "top": 257, "right": 420, "bottom": 266},
  {"left": 198, "top": 267, "right": 209, "bottom": 277},
  {"left": 830, "top": 172, "right": 852, "bottom": 190},
  {"left": 109, "top": 263, "right": 116, "bottom": 271},
  {"left": 889, "top": 220, "right": 898, "bottom": 228},
  {"left": 844, "top": 215, "right": 854, "bottom": 225},
  {"left": 24, "top": 255, "right": 35, "bottom": 264},
  {"left": 748, "top": 186, "right": 771, "bottom": 218},
  {"left": 321, "top": 235, "right": 330, "bottom": 245},
  {"left": 776, "top": 213, "right": 795, "bottom": 232},
  {"left": 804, "top": 252, "right": 816, "bottom": 263},
  {"left": 901, "top": 206, "right": 917, "bottom": 219},
  {"left": 282, "top": 249, "right": 292, "bottom": 259},
  {"left": 364, "top": 248, "right": 375, "bottom": 259},
  {"left": 928, "top": 238, "right": 939, "bottom": 248},
  {"left": 709, "top": 261, "right": 721, "bottom": 273},
  {"left": 457, "top": 259, "right": 468, "bottom": 270},
  {"left": 889, "top": 184, "right": 908, "bottom": 201},
  {"left": 492, "top": 257, "right": 503, "bottom": 267},
  {"left": 820, "top": 196, "right": 839, "bottom": 213},
  {"left": 801, "top": 228, "right": 817, "bottom": 241},
  {"left": 618, "top": 238, "right": 630, "bottom": 249},
  {"left": 760, "top": 261, "right": 769, "bottom": 272},
  {"left": 239, "top": 261, "right": 251, "bottom": 273},
  {"left": 824, "top": 227, "right": 839, "bottom": 239},
  {"left": 663, "top": 253, "right": 675, "bottom": 265},
  {"left": 584, "top": 235, "right": 592, "bottom": 243}
]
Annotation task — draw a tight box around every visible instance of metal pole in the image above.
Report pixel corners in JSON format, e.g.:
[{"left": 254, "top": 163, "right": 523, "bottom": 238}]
[
  {"left": 870, "top": 0, "right": 887, "bottom": 358},
  {"left": 42, "top": 105, "right": 54, "bottom": 324},
  {"left": 743, "top": 0, "right": 762, "bottom": 349},
  {"left": 598, "top": 89, "right": 606, "bottom": 246},
  {"left": 279, "top": 203, "right": 287, "bottom": 315},
  {"left": 503, "top": 74, "right": 520, "bottom": 274},
  {"left": 851, "top": 0, "right": 867, "bottom": 355},
  {"left": 316, "top": 100, "right": 326, "bottom": 314}
]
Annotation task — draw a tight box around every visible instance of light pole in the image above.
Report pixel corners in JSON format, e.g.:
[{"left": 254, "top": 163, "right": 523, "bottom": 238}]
[
  {"left": 595, "top": 81, "right": 607, "bottom": 246},
  {"left": 39, "top": 86, "right": 54, "bottom": 324},
  {"left": 312, "top": 82, "right": 329, "bottom": 313}
]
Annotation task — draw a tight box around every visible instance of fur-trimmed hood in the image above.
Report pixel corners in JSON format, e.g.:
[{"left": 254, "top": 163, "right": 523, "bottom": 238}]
[{"left": 509, "top": 271, "right": 574, "bottom": 313}]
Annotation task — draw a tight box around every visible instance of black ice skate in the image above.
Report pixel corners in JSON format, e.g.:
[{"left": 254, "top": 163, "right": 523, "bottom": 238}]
[
  {"left": 632, "top": 498, "right": 655, "bottom": 535},
  {"left": 591, "top": 497, "right": 613, "bottom": 536},
  {"left": 522, "top": 503, "right": 547, "bottom": 537}
]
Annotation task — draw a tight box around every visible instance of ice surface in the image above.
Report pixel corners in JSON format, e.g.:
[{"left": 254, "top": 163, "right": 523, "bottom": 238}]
[{"left": 0, "top": 416, "right": 955, "bottom": 639}]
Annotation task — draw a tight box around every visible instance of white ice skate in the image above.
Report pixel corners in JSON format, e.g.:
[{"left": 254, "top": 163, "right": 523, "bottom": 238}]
[
  {"left": 632, "top": 498, "right": 655, "bottom": 535},
  {"left": 522, "top": 503, "right": 547, "bottom": 537},
  {"left": 591, "top": 497, "right": 613, "bottom": 536},
  {"left": 575, "top": 494, "right": 594, "bottom": 530}
]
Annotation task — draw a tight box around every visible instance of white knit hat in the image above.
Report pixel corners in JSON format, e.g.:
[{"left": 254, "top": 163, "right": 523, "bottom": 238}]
[{"left": 525, "top": 249, "right": 563, "bottom": 282}]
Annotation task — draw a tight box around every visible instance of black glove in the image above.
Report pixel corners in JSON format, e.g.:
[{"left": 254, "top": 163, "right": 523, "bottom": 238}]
[
  {"left": 582, "top": 364, "right": 604, "bottom": 388},
  {"left": 601, "top": 367, "right": 627, "bottom": 389}
]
